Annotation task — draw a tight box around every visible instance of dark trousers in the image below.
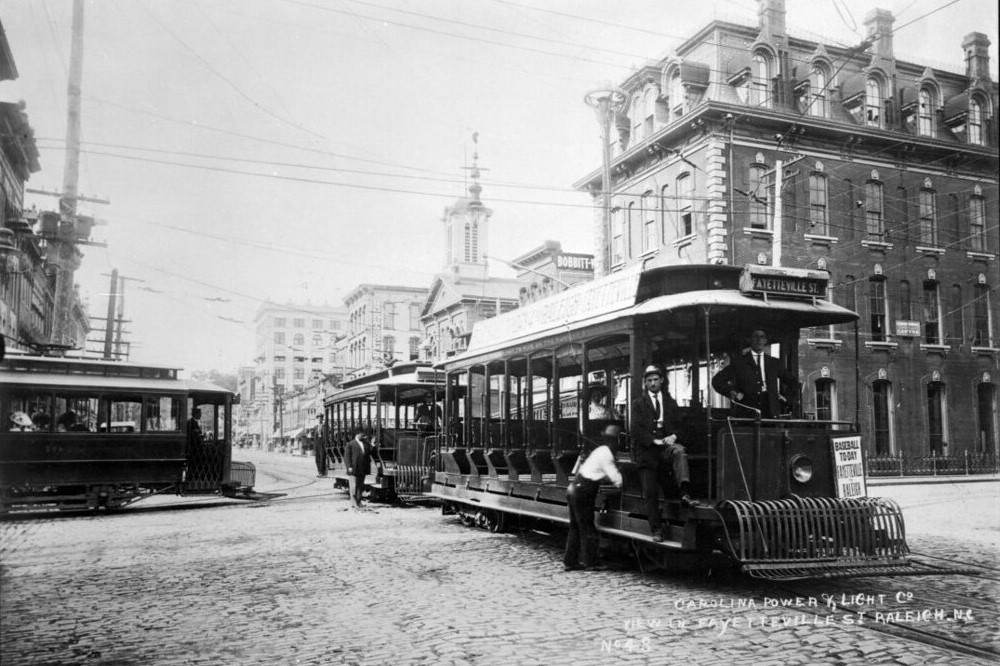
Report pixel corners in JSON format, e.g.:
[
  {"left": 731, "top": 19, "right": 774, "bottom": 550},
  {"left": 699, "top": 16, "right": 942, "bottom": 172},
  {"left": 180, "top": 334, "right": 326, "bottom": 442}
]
[
  {"left": 348, "top": 474, "right": 366, "bottom": 506},
  {"left": 641, "top": 442, "right": 691, "bottom": 533},
  {"left": 563, "top": 478, "right": 601, "bottom": 568}
]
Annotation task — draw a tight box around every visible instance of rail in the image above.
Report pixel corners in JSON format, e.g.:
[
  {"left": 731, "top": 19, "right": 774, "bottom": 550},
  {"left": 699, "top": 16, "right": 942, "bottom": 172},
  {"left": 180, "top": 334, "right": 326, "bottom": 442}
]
[{"left": 866, "top": 452, "right": 999, "bottom": 477}]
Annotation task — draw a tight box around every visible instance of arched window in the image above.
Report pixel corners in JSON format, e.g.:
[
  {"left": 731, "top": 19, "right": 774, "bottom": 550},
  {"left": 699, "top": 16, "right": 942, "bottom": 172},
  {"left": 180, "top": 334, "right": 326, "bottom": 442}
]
[
  {"left": 293, "top": 333, "right": 304, "bottom": 347},
  {"left": 976, "top": 382, "right": 997, "bottom": 454},
  {"left": 926, "top": 381, "right": 946, "bottom": 454},
  {"left": 815, "top": 378, "right": 837, "bottom": 420},
  {"left": 970, "top": 193, "right": 986, "bottom": 251},
  {"left": 751, "top": 52, "right": 770, "bottom": 108},
  {"left": 865, "top": 180, "right": 883, "bottom": 239},
  {"left": 748, "top": 164, "right": 768, "bottom": 229},
  {"left": 865, "top": 76, "right": 883, "bottom": 127},
  {"left": 669, "top": 70, "right": 684, "bottom": 116},
  {"left": 872, "top": 379, "right": 894, "bottom": 455},
  {"left": 809, "top": 63, "right": 829, "bottom": 117},
  {"left": 917, "top": 88, "right": 935, "bottom": 137},
  {"left": 919, "top": 188, "right": 937, "bottom": 246},
  {"left": 969, "top": 97, "right": 984, "bottom": 145}
]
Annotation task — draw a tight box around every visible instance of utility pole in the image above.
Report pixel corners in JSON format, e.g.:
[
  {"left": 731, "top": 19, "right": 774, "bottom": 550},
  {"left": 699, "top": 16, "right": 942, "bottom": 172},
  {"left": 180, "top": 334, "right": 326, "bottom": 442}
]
[
  {"left": 584, "top": 85, "right": 626, "bottom": 278},
  {"left": 50, "top": 0, "right": 85, "bottom": 346},
  {"left": 103, "top": 269, "right": 117, "bottom": 358}
]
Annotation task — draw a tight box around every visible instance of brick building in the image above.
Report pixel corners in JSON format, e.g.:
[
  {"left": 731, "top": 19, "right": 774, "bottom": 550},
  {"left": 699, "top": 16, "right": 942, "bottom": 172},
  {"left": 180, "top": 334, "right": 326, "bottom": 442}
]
[{"left": 575, "top": 1, "right": 998, "bottom": 459}]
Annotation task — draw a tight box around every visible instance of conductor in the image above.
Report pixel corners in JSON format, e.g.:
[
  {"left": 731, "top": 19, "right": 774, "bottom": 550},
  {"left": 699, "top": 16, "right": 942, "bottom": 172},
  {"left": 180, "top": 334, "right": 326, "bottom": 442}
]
[{"left": 711, "top": 328, "right": 798, "bottom": 419}]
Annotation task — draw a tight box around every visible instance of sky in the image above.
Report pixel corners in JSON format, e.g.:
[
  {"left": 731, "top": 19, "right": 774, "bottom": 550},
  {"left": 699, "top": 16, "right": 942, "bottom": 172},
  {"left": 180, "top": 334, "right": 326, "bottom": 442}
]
[{"left": 1, "top": 0, "right": 996, "bottom": 374}]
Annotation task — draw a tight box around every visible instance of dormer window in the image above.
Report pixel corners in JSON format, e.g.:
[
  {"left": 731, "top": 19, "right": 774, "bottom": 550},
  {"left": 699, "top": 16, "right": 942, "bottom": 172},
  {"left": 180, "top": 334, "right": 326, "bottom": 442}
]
[
  {"left": 969, "top": 97, "right": 984, "bottom": 145},
  {"left": 918, "top": 88, "right": 935, "bottom": 137},
  {"left": 809, "top": 63, "right": 830, "bottom": 118},
  {"left": 751, "top": 52, "right": 771, "bottom": 108},
  {"left": 865, "top": 77, "right": 883, "bottom": 127},
  {"left": 669, "top": 70, "right": 684, "bottom": 117}
]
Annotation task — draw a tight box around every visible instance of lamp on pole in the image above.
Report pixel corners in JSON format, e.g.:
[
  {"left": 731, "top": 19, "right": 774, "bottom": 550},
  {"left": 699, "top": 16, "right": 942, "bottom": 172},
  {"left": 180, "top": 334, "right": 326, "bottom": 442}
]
[{"left": 584, "top": 85, "right": 626, "bottom": 278}]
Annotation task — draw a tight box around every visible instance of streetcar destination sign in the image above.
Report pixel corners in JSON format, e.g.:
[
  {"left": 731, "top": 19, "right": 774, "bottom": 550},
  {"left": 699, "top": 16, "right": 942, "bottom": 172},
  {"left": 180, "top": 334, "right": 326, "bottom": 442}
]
[
  {"left": 740, "top": 265, "right": 828, "bottom": 298},
  {"left": 832, "top": 435, "right": 867, "bottom": 499}
]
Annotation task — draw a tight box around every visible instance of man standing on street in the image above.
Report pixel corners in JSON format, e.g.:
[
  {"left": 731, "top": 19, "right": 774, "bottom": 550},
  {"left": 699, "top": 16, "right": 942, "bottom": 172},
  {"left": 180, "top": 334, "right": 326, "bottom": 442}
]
[
  {"left": 631, "top": 365, "right": 699, "bottom": 543},
  {"left": 563, "top": 422, "right": 623, "bottom": 571},
  {"left": 344, "top": 427, "right": 372, "bottom": 509}
]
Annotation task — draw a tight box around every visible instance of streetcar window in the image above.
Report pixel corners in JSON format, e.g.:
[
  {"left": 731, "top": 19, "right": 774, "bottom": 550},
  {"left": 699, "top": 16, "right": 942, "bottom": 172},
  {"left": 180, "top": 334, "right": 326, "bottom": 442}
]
[
  {"left": 53, "top": 395, "right": 100, "bottom": 432},
  {"left": 488, "top": 360, "right": 505, "bottom": 448},
  {"left": 585, "top": 335, "right": 631, "bottom": 436},
  {"left": 506, "top": 358, "right": 527, "bottom": 447},
  {"left": 468, "top": 365, "right": 487, "bottom": 447},
  {"left": 528, "top": 354, "right": 552, "bottom": 447},
  {"left": 145, "top": 397, "right": 182, "bottom": 431},
  {"left": 102, "top": 396, "right": 143, "bottom": 433},
  {"left": 4, "top": 392, "right": 52, "bottom": 432},
  {"left": 555, "top": 344, "right": 584, "bottom": 452}
]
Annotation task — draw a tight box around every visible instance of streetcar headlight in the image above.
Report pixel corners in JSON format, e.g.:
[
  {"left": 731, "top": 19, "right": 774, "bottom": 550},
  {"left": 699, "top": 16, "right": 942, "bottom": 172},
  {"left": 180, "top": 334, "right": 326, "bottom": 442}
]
[{"left": 790, "top": 455, "right": 813, "bottom": 483}]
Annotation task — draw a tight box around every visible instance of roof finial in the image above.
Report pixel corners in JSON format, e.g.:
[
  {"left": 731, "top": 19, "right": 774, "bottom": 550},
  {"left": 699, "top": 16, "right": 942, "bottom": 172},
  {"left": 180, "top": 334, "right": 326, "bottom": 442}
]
[{"left": 468, "top": 131, "right": 482, "bottom": 202}]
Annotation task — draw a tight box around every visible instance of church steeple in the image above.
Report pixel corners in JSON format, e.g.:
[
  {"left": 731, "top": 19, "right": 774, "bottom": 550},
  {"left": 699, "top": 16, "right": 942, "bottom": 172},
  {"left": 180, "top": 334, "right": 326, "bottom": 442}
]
[{"left": 442, "top": 132, "right": 492, "bottom": 280}]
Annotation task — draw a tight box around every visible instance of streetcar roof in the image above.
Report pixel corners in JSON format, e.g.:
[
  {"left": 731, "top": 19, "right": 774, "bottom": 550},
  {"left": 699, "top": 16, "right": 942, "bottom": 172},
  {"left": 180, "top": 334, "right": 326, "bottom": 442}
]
[
  {"left": 445, "top": 265, "right": 857, "bottom": 367},
  {"left": 0, "top": 371, "right": 191, "bottom": 393},
  {"left": 324, "top": 368, "right": 445, "bottom": 405},
  {"left": 633, "top": 290, "right": 859, "bottom": 326}
]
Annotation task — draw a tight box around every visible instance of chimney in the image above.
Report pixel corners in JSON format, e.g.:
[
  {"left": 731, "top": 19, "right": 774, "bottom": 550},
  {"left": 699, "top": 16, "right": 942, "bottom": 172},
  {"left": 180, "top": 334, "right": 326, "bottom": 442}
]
[
  {"left": 756, "top": 0, "right": 786, "bottom": 37},
  {"left": 962, "top": 32, "right": 992, "bottom": 81},
  {"left": 863, "top": 9, "right": 895, "bottom": 60}
]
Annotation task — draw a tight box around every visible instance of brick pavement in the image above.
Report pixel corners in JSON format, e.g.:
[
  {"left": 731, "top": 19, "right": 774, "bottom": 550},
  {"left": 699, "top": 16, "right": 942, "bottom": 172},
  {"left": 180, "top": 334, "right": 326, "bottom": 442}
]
[{"left": 1, "top": 451, "right": 996, "bottom": 665}]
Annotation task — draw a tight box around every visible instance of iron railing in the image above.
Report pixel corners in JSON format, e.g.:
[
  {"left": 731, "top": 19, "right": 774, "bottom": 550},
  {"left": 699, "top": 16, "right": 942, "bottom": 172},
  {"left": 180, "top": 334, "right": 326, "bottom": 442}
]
[{"left": 866, "top": 452, "right": 999, "bottom": 477}]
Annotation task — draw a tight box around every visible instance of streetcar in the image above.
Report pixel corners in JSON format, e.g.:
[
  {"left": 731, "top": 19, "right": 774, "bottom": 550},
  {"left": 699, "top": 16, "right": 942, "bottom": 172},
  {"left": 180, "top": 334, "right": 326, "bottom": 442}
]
[
  {"left": 0, "top": 351, "right": 256, "bottom": 513},
  {"left": 323, "top": 362, "right": 444, "bottom": 501},
  {"left": 430, "top": 263, "right": 918, "bottom": 580}
]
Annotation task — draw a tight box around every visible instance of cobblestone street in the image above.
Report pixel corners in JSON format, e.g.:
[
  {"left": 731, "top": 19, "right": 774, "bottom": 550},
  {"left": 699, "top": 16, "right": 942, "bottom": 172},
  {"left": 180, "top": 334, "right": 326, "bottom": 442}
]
[{"left": 1, "top": 450, "right": 997, "bottom": 665}]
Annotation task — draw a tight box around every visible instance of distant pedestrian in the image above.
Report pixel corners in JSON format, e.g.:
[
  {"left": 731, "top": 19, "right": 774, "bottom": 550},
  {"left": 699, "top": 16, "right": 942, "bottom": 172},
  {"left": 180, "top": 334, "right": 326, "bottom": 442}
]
[
  {"left": 344, "top": 427, "right": 373, "bottom": 508},
  {"left": 563, "top": 422, "right": 623, "bottom": 572}
]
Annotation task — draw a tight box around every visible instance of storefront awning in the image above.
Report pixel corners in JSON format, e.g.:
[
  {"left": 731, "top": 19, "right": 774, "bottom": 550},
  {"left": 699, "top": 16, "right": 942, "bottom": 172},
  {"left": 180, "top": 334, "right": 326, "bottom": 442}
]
[{"left": 283, "top": 427, "right": 304, "bottom": 439}]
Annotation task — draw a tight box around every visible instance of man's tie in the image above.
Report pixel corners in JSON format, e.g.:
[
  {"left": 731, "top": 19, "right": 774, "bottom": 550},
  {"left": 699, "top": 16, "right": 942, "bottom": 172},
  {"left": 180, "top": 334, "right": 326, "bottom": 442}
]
[
  {"left": 653, "top": 394, "right": 661, "bottom": 422},
  {"left": 756, "top": 353, "right": 765, "bottom": 389}
]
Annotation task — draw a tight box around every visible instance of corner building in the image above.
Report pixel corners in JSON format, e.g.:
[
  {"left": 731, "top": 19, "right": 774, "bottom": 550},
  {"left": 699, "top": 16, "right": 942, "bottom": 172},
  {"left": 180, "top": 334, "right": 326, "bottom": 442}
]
[{"left": 576, "top": 1, "right": 999, "bottom": 461}]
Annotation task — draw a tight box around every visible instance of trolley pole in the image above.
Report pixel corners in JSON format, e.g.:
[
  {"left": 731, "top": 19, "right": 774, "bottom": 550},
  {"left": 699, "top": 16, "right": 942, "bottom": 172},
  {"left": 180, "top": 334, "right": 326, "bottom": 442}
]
[{"left": 584, "top": 85, "right": 626, "bottom": 278}]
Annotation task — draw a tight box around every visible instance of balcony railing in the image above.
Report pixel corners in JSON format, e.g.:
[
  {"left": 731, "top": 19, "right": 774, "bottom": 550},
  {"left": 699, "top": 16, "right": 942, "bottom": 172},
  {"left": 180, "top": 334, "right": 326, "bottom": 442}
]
[{"left": 866, "top": 452, "right": 999, "bottom": 477}]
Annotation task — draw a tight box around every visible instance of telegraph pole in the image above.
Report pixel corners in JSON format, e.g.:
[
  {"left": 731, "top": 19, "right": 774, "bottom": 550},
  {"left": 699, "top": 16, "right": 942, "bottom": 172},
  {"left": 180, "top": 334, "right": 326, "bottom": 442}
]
[
  {"left": 50, "top": 0, "right": 85, "bottom": 346},
  {"left": 103, "top": 269, "right": 117, "bottom": 358}
]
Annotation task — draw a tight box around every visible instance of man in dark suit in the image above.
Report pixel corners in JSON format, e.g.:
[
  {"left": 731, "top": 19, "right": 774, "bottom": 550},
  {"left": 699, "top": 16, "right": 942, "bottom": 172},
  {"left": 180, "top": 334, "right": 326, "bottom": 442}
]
[
  {"left": 344, "top": 427, "right": 372, "bottom": 508},
  {"left": 631, "top": 365, "right": 699, "bottom": 543},
  {"left": 711, "top": 328, "right": 798, "bottom": 419}
]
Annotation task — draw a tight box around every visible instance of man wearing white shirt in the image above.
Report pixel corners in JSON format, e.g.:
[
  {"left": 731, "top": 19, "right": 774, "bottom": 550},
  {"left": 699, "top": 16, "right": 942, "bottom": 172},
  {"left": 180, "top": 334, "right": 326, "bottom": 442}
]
[{"left": 563, "top": 423, "right": 623, "bottom": 571}]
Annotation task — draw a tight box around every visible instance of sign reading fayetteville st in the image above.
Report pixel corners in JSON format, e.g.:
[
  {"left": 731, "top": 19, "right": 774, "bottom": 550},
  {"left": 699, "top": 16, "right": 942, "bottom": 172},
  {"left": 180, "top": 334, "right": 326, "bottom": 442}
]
[{"left": 740, "top": 265, "right": 828, "bottom": 299}]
